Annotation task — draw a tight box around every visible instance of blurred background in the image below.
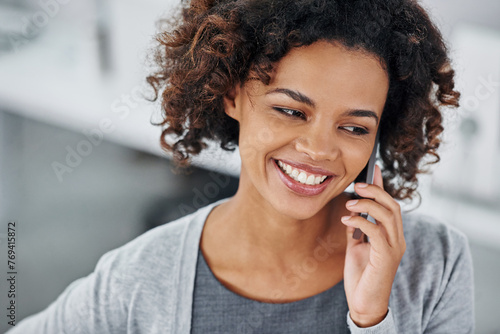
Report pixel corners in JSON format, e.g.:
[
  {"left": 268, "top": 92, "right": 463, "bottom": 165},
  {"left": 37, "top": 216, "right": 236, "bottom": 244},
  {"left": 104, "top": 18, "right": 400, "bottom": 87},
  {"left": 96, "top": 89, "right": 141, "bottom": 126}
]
[{"left": 0, "top": 0, "right": 499, "bottom": 333}]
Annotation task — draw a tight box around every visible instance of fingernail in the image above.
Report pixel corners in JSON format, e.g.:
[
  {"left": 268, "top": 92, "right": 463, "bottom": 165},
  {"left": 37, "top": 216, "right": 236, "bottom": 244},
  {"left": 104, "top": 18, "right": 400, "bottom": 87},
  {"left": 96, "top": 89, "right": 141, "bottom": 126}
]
[
  {"left": 346, "top": 200, "right": 358, "bottom": 207},
  {"left": 341, "top": 216, "right": 351, "bottom": 223},
  {"left": 356, "top": 183, "right": 368, "bottom": 188}
]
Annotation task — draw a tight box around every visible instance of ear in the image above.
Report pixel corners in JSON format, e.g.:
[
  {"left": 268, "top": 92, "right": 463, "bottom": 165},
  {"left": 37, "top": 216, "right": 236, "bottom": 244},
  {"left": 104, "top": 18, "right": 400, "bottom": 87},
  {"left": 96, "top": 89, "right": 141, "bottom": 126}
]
[{"left": 223, "top": 84, "right": 242, "bottom": 121}]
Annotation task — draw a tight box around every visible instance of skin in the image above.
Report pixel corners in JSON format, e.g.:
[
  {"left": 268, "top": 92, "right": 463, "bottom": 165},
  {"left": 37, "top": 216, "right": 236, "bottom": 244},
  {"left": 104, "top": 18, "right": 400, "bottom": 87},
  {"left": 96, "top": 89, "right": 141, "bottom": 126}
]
[{"left": 200, "top": 40, "right": 406, "bottom": 327}]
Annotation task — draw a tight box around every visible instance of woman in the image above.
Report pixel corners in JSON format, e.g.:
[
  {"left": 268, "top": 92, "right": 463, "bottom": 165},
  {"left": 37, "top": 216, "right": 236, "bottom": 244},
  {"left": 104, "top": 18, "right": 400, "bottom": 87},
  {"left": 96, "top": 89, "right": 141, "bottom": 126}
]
[{"left": 8, "top": 0, "right": 474, "bottom": 333}]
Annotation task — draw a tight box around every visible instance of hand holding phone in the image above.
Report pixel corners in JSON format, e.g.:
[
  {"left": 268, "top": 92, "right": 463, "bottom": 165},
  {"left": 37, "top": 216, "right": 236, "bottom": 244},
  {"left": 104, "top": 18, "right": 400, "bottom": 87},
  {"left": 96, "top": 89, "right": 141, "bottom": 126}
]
[
  {"left": 342, "top": 131, "right": 406, "bottom": 327},
  {"left": 352, "top": 131, "right": 379, "bottom": 240}
]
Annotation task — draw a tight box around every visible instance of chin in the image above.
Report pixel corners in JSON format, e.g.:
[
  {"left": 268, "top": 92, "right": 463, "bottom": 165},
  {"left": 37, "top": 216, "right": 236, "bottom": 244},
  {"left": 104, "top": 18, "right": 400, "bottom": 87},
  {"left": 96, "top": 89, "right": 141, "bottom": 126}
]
[{"left": 268, "top": 195, "right": 329, "bottom": 221}]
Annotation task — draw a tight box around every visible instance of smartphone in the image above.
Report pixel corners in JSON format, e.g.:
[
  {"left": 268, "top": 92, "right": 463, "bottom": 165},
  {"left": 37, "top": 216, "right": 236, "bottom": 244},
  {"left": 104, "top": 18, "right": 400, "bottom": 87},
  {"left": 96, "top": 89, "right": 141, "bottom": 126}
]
[{"left": 352, "top": 130, "right": 379, "bottom": 240}]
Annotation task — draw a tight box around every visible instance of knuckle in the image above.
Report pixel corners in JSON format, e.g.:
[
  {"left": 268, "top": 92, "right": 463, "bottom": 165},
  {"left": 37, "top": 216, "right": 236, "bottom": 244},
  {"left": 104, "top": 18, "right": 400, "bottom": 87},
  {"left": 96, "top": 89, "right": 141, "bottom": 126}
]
[
  {"left": 391, "top": 200, "right": 401, "bottom": 212},
  {"left": 387, "top": 210, "right": 395, "bottom": 221}
]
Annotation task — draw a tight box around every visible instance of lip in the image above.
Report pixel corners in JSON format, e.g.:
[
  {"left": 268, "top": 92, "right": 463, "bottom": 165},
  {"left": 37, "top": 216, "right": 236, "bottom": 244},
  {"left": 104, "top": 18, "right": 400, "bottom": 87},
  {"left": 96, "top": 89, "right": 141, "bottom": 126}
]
[
  {"left": 275, "top": 158, "right": 334, "bottom": 176},
  {"left": 273, "top": 159, "right": 334, "bottom": 196}
]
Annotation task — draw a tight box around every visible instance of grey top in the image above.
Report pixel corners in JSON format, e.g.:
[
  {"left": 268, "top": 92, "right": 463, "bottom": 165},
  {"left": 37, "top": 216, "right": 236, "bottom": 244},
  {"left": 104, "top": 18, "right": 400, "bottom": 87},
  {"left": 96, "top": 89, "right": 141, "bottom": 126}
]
[
  {"left": 7, "top": 197, "right": 474, "bottom": 334},
  {"left": 191, "top": 247, "right": 349, "bottom": 334}
]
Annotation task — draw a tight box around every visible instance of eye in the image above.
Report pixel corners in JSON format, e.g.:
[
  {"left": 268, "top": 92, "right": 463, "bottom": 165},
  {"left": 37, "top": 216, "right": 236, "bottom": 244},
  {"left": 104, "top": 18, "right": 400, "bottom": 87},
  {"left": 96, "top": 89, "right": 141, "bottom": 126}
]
[
  {"left": 273, "top": 107, "right": 306, "bottom": 119},
  {"left": 340, "top": 126, "right": 369, "bottom": 136}
]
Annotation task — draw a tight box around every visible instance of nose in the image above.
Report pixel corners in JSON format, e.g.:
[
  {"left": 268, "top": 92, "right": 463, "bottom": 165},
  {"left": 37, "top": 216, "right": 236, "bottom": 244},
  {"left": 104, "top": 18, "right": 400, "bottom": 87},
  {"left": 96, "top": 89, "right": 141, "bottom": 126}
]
[{"left": 295, "top": 122, "right": 340, "bottom": 161}]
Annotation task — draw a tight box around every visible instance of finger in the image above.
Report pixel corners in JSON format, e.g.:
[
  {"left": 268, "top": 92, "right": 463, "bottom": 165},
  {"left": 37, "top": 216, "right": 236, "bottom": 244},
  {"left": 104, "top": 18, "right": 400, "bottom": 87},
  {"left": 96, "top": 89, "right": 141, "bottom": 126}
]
[
  {"left": 354, "top": 182, "right": 401, "bottom": 215},
  {"left": 352, "top": 165, "right": 382, "bottom": 242},
  {"left": 348, "top": 189, "right": 402, "bottom": 248},
  {"left": 345, "top": 208, "right": 369, "bottom": 245},
  {"left": 346, "top": 199, "right": 396, "bottom": 246},
  {"left": 346, "top": 225, "right": 363, "bottom": 248},
  {"left": 350, "top": 169, "right": 402, "bottom": 248},
  {"left": 346, "top": 209, "right": 364, "bottom": 241},
  {"left": 346, "top": 199, "right": 392, "bottom": 224},
  {"left": 341, "top": 215, "right": 388, "bottom": 252},
  {"left": 355, "top": 165, "right": 398, "bottom": 213}
]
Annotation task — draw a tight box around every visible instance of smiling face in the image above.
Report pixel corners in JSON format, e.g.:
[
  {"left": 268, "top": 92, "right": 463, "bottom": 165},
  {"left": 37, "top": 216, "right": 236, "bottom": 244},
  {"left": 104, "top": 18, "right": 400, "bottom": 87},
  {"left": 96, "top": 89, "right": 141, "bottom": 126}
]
[{"left": 223, "top": 40, "right": 389, "bottom": 220}]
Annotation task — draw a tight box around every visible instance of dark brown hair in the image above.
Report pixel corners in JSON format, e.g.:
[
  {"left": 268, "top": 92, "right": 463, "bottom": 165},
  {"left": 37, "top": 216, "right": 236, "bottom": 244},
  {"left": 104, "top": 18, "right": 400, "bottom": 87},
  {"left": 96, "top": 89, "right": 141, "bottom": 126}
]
[{"left": 147, "top": 0, "right": 460, "bottom": 201}]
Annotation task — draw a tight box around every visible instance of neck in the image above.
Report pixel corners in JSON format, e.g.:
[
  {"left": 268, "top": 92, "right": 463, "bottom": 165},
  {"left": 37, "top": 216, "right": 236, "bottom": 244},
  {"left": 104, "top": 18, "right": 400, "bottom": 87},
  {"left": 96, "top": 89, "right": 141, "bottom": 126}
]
[{"left": 206, "top": 177, "right": 350, "bottom": 274}]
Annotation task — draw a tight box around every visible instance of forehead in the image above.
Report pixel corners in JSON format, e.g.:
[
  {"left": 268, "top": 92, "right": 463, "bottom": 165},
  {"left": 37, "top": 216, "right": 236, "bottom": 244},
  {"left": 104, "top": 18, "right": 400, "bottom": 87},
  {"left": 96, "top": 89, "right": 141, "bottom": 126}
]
[{"left": 254, "top": 41, "right": 389, "bottom": 113}]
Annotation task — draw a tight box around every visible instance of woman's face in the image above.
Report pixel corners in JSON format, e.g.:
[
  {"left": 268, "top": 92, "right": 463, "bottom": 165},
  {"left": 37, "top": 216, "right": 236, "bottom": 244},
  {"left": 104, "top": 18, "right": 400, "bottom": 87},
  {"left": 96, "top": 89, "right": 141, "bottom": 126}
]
[{"left": 224, "top": 40, "right": 389, "bottom": 220}]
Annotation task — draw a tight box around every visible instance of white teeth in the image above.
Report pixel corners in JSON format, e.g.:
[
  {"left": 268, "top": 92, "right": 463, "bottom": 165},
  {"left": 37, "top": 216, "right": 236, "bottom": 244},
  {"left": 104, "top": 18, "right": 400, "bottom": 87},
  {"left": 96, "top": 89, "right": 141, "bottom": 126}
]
[
  {"left": 276, "top": 160, "right": 329, "bottom": 185},
  {"left": 297, "top": 172, "right": 307, "bottom": 183}
]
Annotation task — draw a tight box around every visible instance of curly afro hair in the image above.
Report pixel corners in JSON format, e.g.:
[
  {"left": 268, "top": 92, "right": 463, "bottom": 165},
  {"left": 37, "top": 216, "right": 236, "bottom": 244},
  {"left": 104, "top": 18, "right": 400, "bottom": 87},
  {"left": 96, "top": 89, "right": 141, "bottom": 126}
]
[{"left": 146, "top": 0, "right": 460, "bottom": 202}]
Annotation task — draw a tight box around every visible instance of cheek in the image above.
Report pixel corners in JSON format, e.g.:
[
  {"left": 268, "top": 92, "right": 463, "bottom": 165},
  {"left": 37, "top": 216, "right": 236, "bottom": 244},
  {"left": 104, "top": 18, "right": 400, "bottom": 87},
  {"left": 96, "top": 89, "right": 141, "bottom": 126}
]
[
  {"left": 242, "top": 112, "right": 292, "bottom": 150},
  {"left": 254, "top": 123, "right": 278, "bottom": 146},
  {"left": 342, "top": 144, "right": 372, "bottom": 176},
  {"left": 237, "top": 114, "right": 281, "bottom": 166}
]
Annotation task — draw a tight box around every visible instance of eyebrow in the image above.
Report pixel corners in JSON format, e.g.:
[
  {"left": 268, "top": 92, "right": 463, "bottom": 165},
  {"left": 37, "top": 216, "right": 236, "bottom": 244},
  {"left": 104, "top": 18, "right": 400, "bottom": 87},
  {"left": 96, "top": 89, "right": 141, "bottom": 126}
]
[
  {"left": 342, "top": 109, "right": 379, "bottom": 124},
  {"left": 266, "top": 87, "right": 379, "bottom": 124},
  {"left": 266, "top": 88, "right": 316, "bottom": 108}
]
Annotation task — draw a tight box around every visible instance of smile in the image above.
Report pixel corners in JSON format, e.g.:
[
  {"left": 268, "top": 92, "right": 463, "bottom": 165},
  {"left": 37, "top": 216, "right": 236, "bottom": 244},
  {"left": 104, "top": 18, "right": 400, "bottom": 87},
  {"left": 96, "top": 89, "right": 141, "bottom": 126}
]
[
  {"left": 276, "top": 159, "right": 329, "bottom": 185},
  {"left": 273, "top": 159, "right": 334, "bottom": 196}
]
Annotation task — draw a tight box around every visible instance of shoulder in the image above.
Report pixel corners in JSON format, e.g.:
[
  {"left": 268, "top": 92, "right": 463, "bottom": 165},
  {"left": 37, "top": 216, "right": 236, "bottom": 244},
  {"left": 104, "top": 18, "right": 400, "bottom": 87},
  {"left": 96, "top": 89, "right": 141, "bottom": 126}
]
[
  {"left": 96, "top": 203, "right": 216, "bottom": 279},
  {"left": 388, "top": 214, "right": 475, "bottom": 332},
  {"left": 5, "top": 201, "right": 227, "bottom": 334},
  {"left": 401, "top": 213, "right": 470, "bottom": 266},
  {"left": 394, "top": 213, "right": 473, "bottom": 299},
  {"left": 93, "top": 198, "right": 226, "bottom": 285},
  {"left": 394, "top": 214, "right": 473, "bottom": 316},
  {"left": 390, "top": 214, "right": 474, "bottom": 331}
]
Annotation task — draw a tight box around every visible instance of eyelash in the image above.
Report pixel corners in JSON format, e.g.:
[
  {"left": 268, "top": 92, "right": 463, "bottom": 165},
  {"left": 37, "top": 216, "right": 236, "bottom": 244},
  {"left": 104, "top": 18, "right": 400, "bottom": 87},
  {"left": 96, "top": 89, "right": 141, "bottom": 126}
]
[
  {"left": 273, "top": 107, "right": 369, "bottom": 136},
  {"left": 341, "top": 126, "right": 369, "bottom": 136},
  {"left": 273, "top": 107, "right": 305, "bottom": 119}
]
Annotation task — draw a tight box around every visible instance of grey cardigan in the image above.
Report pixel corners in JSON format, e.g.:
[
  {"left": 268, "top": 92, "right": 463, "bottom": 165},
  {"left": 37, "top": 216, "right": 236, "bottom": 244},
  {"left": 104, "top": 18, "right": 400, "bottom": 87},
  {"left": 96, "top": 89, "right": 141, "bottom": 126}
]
[{"left": 7, "top": 197, "right": 474, "bottom": 333}]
